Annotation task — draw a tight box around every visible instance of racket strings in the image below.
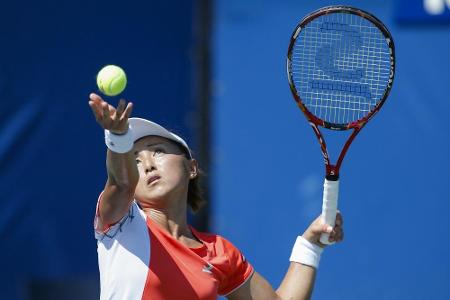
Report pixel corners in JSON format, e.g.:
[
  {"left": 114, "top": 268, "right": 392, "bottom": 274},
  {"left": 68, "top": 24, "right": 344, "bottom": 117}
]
[{"left": 290, "top": 12, "right": 392, "bottom": 125}]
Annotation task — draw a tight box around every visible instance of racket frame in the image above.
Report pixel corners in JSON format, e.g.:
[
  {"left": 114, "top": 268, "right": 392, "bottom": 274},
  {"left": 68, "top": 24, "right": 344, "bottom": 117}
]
[{"left": 286, "top": 5, "right": 395, "bottom": 179}]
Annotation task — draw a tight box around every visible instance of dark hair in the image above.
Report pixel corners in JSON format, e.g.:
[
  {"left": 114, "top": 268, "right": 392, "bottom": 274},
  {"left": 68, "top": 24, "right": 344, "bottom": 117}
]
[
  {"left": 174, "top": 142, "right": 206, "bottom": 212},
  {"left": 174, "top": 141, "right": 206, "bottom": 212},
  {"left": 187, "top": 169, "right": 206, "bottom": 213}
]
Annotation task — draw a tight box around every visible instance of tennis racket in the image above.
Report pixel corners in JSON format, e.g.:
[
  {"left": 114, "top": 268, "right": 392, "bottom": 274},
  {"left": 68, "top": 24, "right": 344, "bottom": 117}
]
[{"left": 286, "top": 6, "right": 395, "bottom": 244}]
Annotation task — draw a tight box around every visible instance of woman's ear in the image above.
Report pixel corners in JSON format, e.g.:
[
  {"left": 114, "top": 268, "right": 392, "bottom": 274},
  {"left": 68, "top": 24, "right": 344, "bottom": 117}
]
[{"left": 188, "top": 159, "right": 199, "bottom": 179}]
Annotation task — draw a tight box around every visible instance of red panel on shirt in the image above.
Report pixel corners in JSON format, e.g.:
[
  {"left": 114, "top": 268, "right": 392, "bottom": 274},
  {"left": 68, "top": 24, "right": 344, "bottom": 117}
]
[{"left": 141, "top": 219, "right": 254, "bottom": 299}]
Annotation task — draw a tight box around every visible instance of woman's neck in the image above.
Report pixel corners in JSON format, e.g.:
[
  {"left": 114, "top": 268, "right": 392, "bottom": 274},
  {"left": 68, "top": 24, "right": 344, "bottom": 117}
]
[
  {"left": 142, "top": 203, "right": 192, "bottom": 239},
  {"left": 142, "top": 205, "right": 203, "bottom": 249}
]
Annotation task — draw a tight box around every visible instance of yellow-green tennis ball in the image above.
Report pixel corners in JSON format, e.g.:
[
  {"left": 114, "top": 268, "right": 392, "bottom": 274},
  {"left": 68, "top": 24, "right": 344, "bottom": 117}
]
[{"left": 96, "top": 65, "right": 127, "bottom": 96}]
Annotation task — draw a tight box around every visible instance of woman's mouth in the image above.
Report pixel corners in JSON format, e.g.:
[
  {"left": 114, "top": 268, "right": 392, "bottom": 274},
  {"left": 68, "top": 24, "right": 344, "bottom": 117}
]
[{"left": 147, "top": 176, "right": 161, "bottom": 185}]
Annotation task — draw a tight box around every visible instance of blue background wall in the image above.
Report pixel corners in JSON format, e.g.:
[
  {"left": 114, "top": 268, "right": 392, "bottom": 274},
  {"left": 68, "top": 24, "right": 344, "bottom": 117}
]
[
  {"left": 0, "top": 0, "right": 196, "bottom": 299},
  {"left": 211, "top": 0, "right": 450, "bottom": 299}
]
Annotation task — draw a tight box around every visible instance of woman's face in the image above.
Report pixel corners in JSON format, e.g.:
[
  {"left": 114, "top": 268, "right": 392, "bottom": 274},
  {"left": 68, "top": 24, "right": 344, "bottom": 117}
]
[{"left": 133, "top": 136, "right": 196, "bottom": 207}]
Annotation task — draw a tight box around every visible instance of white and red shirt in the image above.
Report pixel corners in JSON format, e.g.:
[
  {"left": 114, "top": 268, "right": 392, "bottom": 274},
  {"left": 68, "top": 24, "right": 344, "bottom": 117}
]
[{"left": 94, "top": 199, "right": 254, "bottom": 300}]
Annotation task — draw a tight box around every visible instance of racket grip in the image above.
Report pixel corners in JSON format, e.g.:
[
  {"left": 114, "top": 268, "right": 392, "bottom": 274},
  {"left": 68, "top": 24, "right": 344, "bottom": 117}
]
[{"left": 319, "top": 178, "right": 340, "bottom": 245}]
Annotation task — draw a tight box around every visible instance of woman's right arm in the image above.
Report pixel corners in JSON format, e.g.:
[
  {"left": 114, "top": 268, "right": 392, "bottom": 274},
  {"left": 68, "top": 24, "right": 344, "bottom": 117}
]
[{"left": 88, "top": 93, "right": 139, "bottom": 230}]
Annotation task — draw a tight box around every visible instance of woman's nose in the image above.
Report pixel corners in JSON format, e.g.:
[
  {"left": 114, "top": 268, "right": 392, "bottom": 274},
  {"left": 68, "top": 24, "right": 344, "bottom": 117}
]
[{"left": 143, "top": 157, "right": 156, "bottom": 174}]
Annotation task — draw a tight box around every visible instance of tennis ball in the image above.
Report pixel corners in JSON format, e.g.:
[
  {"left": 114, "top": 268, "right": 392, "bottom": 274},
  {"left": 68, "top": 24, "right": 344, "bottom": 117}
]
[{"left": 96, "top": 65, "right": 127, "bottom": 96}]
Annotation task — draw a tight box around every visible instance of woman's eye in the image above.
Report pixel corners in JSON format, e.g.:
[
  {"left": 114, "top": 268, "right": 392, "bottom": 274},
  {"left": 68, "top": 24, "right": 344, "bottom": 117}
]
[{"left": 153, "top": 148, "right": 164, "bottom": 156}]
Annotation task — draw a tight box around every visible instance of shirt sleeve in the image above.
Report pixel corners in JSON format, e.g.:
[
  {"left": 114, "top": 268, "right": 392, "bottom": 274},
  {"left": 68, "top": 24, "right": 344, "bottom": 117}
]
[
  {"left": 217, "top": 238, "right": 254, "bottom": 296},
  {"left": 93, "top": 191, "right": 136, "bottom": 240}
]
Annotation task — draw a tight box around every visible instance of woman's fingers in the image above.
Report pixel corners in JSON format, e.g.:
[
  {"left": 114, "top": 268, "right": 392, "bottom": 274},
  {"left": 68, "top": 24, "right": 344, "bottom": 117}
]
[
  {"left": 102, "top": 102, "right": 111, "bottom": 122},
  {"left": 89, "top": 93, "right": 133, "bottom": 133},
  {"left": 89, "top": 93, "right": 103, "bottom": 102},
  {"left": 332, "top": 229, "right": 343, "bottom": 242},
  {"left": 335, "top": 211, "right": 343, "bottom": 226},
  {"left": 89, "top": 93, "right": 106, "bottom": 119},
  {"left": 116, "top": 99, "right": 126, "bottom": 116},
  {"left": 88, "top": 100, "right": 102, "bottom": 121},
  {"left": 121, "top": 102, "right": 133, "bottom": 121},
  {"left": 328, "top": 211, "right": 343, "bottom": 242},
  {"left": 329, "top": 223, "right": 344, "bottom": 242}
]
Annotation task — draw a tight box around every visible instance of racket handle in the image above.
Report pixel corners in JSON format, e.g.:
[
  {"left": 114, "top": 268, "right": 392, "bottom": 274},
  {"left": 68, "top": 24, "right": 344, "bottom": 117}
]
[{"left": 319, "top": 178, "right": 340, "bottom": 245}]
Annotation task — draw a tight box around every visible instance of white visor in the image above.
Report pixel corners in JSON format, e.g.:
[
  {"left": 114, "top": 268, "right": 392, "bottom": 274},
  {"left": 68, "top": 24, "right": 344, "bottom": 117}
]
[{"left": 129, "top": 117, "right": 192, "bottom": 158}]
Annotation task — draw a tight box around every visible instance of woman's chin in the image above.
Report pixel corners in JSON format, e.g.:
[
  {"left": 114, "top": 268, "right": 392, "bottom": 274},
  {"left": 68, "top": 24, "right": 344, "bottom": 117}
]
[{"left": 136, "top": 189, "right": 168, "bottom": 204}]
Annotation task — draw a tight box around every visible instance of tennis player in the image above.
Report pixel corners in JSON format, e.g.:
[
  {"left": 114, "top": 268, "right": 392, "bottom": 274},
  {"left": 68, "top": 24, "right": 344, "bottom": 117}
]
[{"left": 88, "top": 93, "right": 344, "bottom": 300}]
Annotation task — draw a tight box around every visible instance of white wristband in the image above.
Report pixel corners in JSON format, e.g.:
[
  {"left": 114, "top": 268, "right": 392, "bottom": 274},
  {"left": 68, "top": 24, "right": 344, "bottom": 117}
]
[
  {"left": 289, "top": 236, "right": 324, "bottom": 269},
  {"left": 104, "top": 127, "right": 134, "bottom": 153}
]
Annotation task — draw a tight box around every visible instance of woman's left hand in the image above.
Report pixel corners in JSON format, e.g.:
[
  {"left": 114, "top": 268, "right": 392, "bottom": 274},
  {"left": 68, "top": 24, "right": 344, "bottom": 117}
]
[{"left": 302, "top": 212, "right": 344, "bottom": 247}]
